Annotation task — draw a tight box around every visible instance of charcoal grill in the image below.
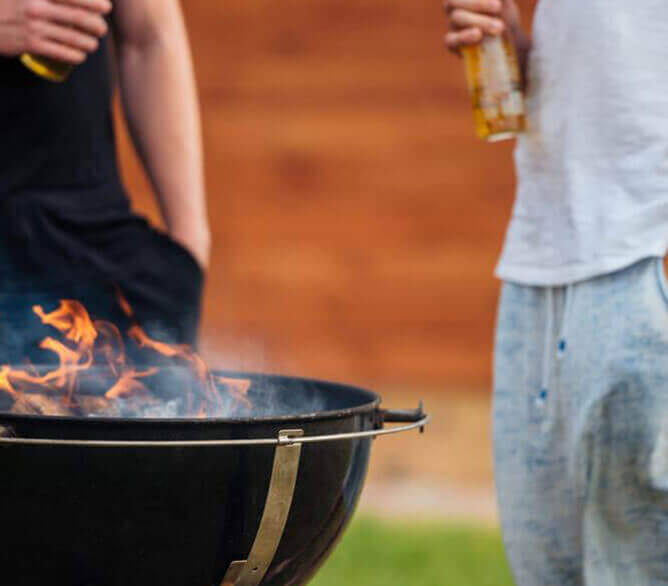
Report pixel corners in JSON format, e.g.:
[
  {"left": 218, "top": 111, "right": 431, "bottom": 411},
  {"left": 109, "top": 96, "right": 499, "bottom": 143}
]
[{"left": 0, "top": 371, "right": 429, "bottom": 586}]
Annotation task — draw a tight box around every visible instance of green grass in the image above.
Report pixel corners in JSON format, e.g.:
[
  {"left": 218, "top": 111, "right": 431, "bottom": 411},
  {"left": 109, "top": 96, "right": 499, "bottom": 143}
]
[{"left": 310, "top": 517, "right": 515, "bottom": 586}]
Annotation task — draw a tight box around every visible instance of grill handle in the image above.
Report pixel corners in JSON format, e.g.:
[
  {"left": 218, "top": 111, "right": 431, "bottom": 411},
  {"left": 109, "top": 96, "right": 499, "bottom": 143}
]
[
  {"left": 378, "top": 401, "right": 426, "bottom": 430},
  {"left": 0, "top": 405, "right": 430, "bottom": 446}
]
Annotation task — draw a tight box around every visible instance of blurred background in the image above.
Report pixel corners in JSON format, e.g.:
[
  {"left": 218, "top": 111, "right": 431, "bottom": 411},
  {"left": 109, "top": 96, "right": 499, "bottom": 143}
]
[{"left": 115, "top": 1, "right": 536, "bottom": 583}]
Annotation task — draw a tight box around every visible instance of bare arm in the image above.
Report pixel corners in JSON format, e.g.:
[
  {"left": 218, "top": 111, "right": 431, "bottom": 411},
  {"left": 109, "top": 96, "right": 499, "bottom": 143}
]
[
  {"left": 444, "top": 0, "right": 532, "bottom": 89},
  {"left": 112, "top": 0, "right": 210, "bottom": 269}
]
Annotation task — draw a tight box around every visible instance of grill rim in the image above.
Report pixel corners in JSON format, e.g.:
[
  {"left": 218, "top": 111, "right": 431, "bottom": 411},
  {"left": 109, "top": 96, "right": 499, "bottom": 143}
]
[{"left": 0, "top": 370, "right": 381, "bottom": 426}]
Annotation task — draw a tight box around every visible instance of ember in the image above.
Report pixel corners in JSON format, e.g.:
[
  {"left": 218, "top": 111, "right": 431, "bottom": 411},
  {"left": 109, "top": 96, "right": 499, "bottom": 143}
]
[{"left": 0, "top": 294, "right": 250, "bottom": 418}]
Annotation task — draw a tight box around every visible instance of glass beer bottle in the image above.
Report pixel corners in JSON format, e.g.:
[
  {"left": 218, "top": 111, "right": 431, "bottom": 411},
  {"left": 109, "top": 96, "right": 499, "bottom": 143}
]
[
  {"left": 20, "top": 54, "right": 73, "bottom": 83},
  {"left": 462, "top": 35, "right": 526, "bottom": 142}
]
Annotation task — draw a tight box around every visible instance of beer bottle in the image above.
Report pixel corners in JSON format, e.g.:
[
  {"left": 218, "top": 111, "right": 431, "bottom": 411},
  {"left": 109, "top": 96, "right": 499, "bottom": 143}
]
[
  {"left": 20, "top": 54, "right": 73, "bottom": 83},
  {"left": 462, "top": 35, "right": 525, "bottom": 141}
]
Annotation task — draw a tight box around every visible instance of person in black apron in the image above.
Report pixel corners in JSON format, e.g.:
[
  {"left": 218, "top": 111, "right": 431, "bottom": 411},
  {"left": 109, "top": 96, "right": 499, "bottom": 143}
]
[{"left": 0, "top": 0, "right": 209, "bottom": 365}]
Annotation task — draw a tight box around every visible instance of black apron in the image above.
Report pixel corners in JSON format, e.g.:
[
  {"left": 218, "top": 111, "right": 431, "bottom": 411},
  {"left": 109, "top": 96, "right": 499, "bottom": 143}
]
[{"left": 0, "top": 40, "right": 203, "bottom": 361}]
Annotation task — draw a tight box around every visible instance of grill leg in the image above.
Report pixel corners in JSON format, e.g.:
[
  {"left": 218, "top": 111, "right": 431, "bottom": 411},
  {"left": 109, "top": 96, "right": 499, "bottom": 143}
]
[{"left": 221, "top": 429, "right": 304, "bottom": 586}]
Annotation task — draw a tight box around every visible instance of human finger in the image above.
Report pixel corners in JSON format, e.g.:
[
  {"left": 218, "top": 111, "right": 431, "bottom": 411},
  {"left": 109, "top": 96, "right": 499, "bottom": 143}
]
[
  {"left": 52, "top": 0, "right": 112, "bottom": 15},
  {"left": 450, "top": 8, "right": 504, "bottom": 35},
  {"left": 25, "top": 34, "right": 87, "bottom": 64},
  {"left": 34, "top": 1, "right": 109, "bottom": 37},
  {"left": 30, "top": 19, "right": 100, "bottom": 52},
  {"left": 445, "top": 28, "right": 484, "bottom": 55},
  {"left": 444, "top": 0, "right": 502, "bottom": 16}
]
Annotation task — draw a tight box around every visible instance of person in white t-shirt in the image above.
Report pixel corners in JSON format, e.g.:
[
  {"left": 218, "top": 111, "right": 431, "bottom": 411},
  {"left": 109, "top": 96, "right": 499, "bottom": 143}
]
[{"left": 446, "top": 1, "right": 668, "bottom": 584}]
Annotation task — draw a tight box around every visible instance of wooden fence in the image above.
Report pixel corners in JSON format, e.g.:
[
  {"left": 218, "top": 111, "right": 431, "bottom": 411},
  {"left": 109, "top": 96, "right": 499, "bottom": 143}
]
[{"left": 116, "top": 0, "right": 536, "bottom": 389}]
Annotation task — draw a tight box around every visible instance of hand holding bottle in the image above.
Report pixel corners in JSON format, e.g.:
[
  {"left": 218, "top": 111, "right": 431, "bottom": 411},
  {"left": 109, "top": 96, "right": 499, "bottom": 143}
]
[
  {"left": 444, "top": 0, "right": 522, "bottom": 54},
  {"left": 0, "top": 0, "right": 111, "bottom": 65},
  {"left": 443, "top": 0, "right": 530, "bottom": 141}
]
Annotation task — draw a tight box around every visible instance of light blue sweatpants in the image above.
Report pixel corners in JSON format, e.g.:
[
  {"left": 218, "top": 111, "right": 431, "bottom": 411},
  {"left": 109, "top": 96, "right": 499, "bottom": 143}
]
[{"left": 494, "top": 257, "right": 668, "bottom": 586}]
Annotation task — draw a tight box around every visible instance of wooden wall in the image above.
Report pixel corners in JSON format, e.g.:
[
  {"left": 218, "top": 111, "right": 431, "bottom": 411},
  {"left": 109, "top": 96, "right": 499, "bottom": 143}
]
[{"left": 116, "top": 0, "right": 536, "bottom": 389}]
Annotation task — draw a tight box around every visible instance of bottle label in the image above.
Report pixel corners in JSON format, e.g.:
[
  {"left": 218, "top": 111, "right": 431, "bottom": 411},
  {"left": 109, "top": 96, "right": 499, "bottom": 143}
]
[
  {"left": 478, "top": 37, "right": 525, "bottom": 118},
  {"left": 501, "top": 91, "right": 524, "bottom": 117},
  {"left": 480, "top": 37, "right": 513, "bottom": 97}
]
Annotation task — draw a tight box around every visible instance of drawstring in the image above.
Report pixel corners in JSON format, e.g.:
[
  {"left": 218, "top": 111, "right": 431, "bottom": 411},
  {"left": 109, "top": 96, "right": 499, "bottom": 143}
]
[
  {"left": 540, "top": 287, "right": 555, "bottom": 399},
  {"left": 539, "top": 284, "right": 575, "bottom": 411},
  {"left": 558, "top": 284, "right": 575, "bottom": 360}
]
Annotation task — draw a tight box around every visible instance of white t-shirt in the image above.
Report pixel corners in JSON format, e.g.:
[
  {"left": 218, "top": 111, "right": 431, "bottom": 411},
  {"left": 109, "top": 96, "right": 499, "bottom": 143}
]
[{"left": 496, "top": 0, "right": 668, "bottom": 286}]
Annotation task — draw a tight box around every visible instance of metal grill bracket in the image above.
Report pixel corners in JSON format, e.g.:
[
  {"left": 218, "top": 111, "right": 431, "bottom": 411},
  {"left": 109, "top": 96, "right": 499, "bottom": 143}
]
[{"left": 221, "top": 429, "right": 304, "bottom": 586}]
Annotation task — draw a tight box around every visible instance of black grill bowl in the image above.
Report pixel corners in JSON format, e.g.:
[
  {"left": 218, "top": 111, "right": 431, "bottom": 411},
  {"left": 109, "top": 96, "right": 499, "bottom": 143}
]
[{"left": 0, "top": 372, "right": 425, "bottom": 586}]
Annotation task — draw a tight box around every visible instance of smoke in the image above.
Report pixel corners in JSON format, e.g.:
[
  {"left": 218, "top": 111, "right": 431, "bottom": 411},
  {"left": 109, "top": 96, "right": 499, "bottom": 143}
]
[
  {"left": 191, "top": 335, "right": 334, "bottom": 419},
  {"left": 0, "top": 313, "right": 340, "bottom": 420},
  {"left": 235, "top": 375, "right": 333, "bottom": 419},
  {"left": 57, "top": 364, "right": 333, "bottom": 420}
]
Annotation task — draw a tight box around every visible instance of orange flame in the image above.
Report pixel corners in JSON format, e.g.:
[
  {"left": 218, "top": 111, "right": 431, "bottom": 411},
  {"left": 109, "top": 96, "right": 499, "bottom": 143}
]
[
  {"left": 105, "top": 367, "right": 157, "bottom": 400},
  {"left": 0, "top": 295, "right": 250, "bottom": 417},
  {"left": 0, "top": 365, "right": 17, "bottom": 397},
  {"left": 34, "top": 300, "right": 98, "bottom": 347}
]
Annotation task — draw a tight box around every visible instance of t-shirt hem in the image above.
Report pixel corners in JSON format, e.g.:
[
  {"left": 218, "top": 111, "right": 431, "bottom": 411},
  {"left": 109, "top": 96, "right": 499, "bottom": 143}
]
[{"left": 495, "top": 248, "right": 667, "bottom": 287}]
